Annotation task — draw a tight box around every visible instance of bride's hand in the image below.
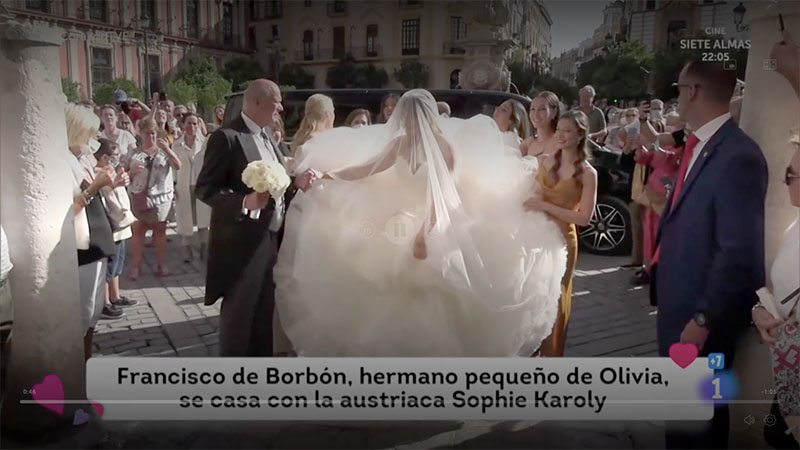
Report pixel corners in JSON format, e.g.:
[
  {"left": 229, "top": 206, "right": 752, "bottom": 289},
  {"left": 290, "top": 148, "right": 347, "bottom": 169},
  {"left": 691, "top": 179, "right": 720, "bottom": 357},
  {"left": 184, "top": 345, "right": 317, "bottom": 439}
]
[
  {"left": 523, "top": 196, "right": 547, "bottom": 212},
  {"left": 295, "top": 169, "right": 321, "bottom": 192},
  {"left": 412, "top": 227, "right": 427, "bottom": 260}
]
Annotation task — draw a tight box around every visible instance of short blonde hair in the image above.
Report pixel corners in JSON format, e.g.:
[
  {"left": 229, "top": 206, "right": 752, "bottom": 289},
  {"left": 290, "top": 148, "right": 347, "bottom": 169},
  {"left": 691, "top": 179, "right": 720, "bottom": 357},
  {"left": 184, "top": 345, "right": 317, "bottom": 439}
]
[
  {"left": 291, "top": 94, "right": 334, "bottom": 155},
  {"left": 65, "top": 103, "right": 100, "bottom": 148},
  {"left": 138, "top": 118, "right": 158, "bottom": 133}
]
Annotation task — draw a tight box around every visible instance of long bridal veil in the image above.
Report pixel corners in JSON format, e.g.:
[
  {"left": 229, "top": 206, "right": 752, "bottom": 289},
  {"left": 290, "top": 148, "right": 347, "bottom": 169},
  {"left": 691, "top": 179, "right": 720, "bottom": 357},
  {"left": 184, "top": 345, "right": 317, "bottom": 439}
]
[{"left": 277, "top": 89, "right": 568, "bottom": 356}]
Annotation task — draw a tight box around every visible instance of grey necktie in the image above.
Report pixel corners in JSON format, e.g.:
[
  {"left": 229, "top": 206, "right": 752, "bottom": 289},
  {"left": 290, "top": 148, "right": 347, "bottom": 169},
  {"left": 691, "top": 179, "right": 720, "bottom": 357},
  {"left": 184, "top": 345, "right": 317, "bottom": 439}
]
[{"left": 259, "top": 130, "right": 284, "bottom": 231}]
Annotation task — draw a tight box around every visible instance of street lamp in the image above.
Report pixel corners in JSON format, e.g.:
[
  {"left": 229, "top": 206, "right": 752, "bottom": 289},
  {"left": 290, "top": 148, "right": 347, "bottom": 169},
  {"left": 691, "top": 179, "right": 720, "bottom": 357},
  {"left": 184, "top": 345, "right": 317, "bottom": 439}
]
[
  {"left": 733, "top": 2, "right": 749, "bottom": 32},
  {"left": 273, "top": 36, "right": 281, "bottom": 84},
  {"left": 141, "top": 14, "right": 151, "bottom": 101}
]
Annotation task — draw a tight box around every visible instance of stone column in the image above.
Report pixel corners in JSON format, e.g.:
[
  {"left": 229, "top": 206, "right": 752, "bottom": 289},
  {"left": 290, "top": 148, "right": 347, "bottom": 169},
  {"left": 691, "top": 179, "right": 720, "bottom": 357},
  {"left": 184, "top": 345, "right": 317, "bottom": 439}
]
[
  {"left": 739, "top": 2, "right": 800, "bottom": 268},
  {"left": 0, "top": 16, "right": 88, "bottom": 432}
]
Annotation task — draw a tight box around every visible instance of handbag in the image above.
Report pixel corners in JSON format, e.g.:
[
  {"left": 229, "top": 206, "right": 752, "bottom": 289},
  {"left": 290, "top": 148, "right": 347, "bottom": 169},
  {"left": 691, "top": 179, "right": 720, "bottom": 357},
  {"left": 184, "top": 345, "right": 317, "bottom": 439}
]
[
  {"left": 644, "top": 184, "right": 668, "bottom": 216},
  {"left": 630, "top": 163, "right": 650, "bottom": 207},
  {"left": 771, "top": 286, "right": 800, "bottom": 420},
  {"left": 131, "top": 156, "right": 155, "bottom": 214}
]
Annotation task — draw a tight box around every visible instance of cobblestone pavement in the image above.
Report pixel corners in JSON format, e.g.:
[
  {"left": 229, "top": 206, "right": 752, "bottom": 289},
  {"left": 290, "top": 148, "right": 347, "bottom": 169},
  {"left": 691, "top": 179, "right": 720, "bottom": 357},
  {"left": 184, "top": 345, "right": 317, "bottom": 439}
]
[
  {"left": 45, "top": 229, "right": 666, "bottom": 449},
  {"left": 93, "top": 229, "right": 657, "bottom": 359}
]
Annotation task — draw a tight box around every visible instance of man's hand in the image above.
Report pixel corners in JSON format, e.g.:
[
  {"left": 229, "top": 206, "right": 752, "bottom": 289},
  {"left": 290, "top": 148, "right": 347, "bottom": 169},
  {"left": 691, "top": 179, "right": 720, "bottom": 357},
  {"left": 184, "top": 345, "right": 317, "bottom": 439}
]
[
  {"left": 294, "top": 169, "right": 320, "bottom": 192},
  {"left": 679, "top": 319, "right": 710, "bottom": 351},
  {"left": 752, "top": 306, "right": 782, "bottom": 345},
  {"left": 244, "top": 191, "right": 270, "bottom": 211}
]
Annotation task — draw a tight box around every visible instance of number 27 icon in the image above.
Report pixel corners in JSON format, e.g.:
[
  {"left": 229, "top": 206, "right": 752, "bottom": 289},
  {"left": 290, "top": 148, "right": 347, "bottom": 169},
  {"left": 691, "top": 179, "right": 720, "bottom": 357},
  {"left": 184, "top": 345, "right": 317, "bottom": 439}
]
[{"left": 708, "top": 353, "right": 725, "bottom": 370}]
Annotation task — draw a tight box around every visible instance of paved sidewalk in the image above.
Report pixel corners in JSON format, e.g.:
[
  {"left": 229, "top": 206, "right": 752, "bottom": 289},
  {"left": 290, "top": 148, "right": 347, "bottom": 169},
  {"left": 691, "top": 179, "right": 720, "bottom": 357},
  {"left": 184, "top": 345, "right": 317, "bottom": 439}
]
[
  {"left": 94, "top": 229, "right": 657, "bottom": 358},
  {"left": 57, "top": 230, "right": 667, "bottom": 449}
]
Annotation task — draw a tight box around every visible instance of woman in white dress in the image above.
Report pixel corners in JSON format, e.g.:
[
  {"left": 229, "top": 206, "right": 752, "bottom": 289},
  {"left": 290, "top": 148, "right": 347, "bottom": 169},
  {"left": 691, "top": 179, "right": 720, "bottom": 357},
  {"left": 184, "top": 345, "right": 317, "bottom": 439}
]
[
  {"left": 173, "top": 113, "right": 209, "bottom": 262},
  {"left": 274, "top": 89, "right": 567, "bottom": 356}
]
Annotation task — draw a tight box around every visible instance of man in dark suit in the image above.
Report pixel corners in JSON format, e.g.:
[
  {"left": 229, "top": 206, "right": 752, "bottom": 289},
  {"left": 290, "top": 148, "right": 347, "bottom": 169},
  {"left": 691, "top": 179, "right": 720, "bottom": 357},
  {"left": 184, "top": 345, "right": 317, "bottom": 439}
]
[
  {"left": 651, "top": 61, "right": 767, "bottom": 448},
  {"left": 195, "top": 79, "right": 313, "bottom": 356}
]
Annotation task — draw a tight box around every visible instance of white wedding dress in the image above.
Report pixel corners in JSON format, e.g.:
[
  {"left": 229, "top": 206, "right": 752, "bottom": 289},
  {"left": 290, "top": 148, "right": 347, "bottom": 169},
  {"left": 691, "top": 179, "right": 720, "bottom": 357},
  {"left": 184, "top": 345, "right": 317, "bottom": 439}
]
[{"left": 274, "top": 90, "right": 567, "bottom": 356}]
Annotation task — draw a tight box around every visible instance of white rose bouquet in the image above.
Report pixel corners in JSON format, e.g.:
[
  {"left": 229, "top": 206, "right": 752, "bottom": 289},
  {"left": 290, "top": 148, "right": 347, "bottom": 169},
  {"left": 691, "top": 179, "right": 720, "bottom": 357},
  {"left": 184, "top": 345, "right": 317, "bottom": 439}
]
[{"left": 241, "top": 160, "right": 291, "bottom": 198}]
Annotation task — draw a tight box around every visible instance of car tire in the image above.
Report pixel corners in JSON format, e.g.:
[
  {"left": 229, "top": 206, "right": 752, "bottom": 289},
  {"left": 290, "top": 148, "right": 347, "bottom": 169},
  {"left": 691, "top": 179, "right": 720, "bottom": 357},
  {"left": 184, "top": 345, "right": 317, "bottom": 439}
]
[{"left": 578, "top": 194, "right": 632, "bottom": 256}]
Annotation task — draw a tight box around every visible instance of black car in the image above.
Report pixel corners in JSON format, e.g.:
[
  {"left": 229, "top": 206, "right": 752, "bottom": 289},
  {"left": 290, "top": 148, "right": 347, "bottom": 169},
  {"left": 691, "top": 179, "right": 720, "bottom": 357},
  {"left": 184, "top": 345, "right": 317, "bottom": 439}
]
[{"left": 223, "top": 88, "right": 632, "bottom": 256}]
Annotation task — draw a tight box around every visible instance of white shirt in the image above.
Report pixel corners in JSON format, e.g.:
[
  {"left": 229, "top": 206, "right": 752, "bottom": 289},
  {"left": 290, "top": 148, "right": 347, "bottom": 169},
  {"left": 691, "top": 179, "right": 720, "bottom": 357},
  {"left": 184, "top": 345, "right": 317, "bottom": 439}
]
[
  {"left": 240, "top": 112, "right": 284, "bottom": 231},
  {"left": 0, "top": 225, "right": 12, "bottom": 282},
  {"left": 100, "top": 128, "right": 137, "bottom": 163},
  {"left": 684, "top": 112, "right": 731, "bottom": 181}
]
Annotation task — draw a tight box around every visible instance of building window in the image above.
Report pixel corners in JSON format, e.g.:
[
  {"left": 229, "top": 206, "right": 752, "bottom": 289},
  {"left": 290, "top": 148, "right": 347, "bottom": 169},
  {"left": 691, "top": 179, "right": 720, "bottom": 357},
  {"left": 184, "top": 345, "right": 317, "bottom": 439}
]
[
  {"left": 248, "top": 27, "right": 257, "bottom": 49},
  {"left": 186, "top": 0, "right": 199, "bottom": 38},
  {"left": 272, "top": 25, "right": 279, "bottom": 40},
  {"left": 333, "top": 26, "right": 345, "bottom": 59},
  {"left": 401, "top": 19, "right": 420, "bottom": 56},
  {"left": 143, "top": 53, "right": 161, "bottom": 96},
  {"left": 303, "top": 30, "right": 314, "bottom": 60},
  {"left": 366, "top": 24, "right": 378, "bottom": 57},
  {"left": 91, "top": 47, "right": 113, "bottom": 87},
  {"left": 667, "top": 20, "right": 687, "bottom": 49},
  {"left": 88, "top": 0, "right": 106, "bottom": 21},
  {"left": 222, "top": 3, "right": 233, "bottom": 45},
  {"left": 140, "top": 0, "right": 157, "bottom": 30},
  {"left": 266, "top": 0, "right": 282, "bottom": 18},
  {"left": 25, "top": 0, "right": 49, "bottom": 13},
  {"left": 450, "top": 16, "right": 466, "bottom": 41},
  {"left": 646, "top": 0, "right": 656, "bottom": 10},
  {"left": 305, "top": 0, "right": 312, "bottom": 5}
]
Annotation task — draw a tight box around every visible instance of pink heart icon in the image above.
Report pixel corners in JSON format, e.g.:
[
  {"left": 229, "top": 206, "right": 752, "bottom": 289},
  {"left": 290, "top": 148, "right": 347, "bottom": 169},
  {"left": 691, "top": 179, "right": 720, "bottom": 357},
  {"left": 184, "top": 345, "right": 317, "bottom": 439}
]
[
  {"left": 32, "top": 374, "right": 64, "bottom": 415},
  {"left": 669, "top": 343, "right": 699, "bottom": 369},
  {"left": 90, "top": 401, "right": 104, "bottom": 418}
]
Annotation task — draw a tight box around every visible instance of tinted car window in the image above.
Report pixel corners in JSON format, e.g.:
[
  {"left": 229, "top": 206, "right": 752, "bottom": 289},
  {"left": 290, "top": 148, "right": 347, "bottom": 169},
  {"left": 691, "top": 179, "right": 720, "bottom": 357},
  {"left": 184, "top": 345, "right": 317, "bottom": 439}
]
[{"left": 224, "top": 89, "right": 532, "bottom": 139}]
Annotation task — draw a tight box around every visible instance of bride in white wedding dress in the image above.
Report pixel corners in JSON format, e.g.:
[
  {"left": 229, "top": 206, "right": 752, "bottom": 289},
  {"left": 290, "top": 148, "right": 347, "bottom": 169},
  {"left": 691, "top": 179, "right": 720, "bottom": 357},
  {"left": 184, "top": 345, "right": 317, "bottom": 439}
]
[{"left": 274, "top": 89, "right": 567, "bottom": 356}]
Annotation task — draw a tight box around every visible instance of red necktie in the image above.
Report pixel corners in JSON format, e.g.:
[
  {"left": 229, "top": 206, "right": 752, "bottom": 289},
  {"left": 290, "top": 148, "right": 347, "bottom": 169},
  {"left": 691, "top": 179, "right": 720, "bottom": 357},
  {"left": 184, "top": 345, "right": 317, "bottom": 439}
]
[{"left": 651, "top": 133, "right": 700, "bottom": 265}]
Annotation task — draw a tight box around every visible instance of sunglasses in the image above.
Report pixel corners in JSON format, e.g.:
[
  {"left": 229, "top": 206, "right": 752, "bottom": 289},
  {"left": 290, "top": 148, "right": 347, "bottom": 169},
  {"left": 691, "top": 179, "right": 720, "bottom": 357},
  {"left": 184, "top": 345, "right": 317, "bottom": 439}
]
[{"left": 786, "top": 166, "right": 800, "bottom": 186}]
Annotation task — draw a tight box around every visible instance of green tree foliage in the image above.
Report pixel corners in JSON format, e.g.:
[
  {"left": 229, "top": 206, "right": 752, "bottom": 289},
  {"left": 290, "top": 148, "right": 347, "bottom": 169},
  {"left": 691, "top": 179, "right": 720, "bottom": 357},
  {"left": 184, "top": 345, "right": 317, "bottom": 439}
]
[
  {"left": 92, "top": 78, "right": 143, "bottom": 106},
  {"left": 326, "top": 55, "right": 389, "bottom": 88},
  {"left": 170, "top": 57, "right": 231, "bottom": 115},
  {"left": 222, "top": 56, "right": 265, "bottom": 92},
  {"left": 165, "top": 79, "right": 198, "bottom": 106},
  {"left": 576, "top": 41, "right": 654, "bottom": 100},
  {"left": 506, "top": 49, "right": 535, "bottom": 96},
  {"left": 393, "top": 60, "right": 430, "bottom": 88},
  {"left": 356, "top": 64, "right": 389, "bottom": 88},
  {"left": 62, "top": 78, "right": 84, "bottom": 103},
  {"left": 531, "top": 74, "right": 576, "bottom": 105},
  {"left": 279, "top": 64, "right": 315, "bottom": 89},
  {"left": 651, "top": 33, "right": 748, "bottom": 101},
  {"left": 326, "top": 55, "right": 359, "bottom": 88}
]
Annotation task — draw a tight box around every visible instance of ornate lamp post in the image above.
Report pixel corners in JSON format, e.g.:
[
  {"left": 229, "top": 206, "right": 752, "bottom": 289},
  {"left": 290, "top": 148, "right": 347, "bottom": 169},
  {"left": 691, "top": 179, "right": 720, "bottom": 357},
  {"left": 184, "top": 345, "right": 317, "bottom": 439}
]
[
  {"left": 733, "top": 2, "right": 749, "bottom": 32},
  {"left": 141, "top": 13, "right": 150, "bottom": 101},
  {"left": 273, "top": 35, "right": 281, "bottom": 83}
]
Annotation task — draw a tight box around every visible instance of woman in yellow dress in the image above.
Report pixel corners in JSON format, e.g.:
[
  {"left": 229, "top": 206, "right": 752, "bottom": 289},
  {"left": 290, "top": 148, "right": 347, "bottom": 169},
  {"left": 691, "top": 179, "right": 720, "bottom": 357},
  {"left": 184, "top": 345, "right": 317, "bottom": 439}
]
[{"left": 524, "top": 110, "right": 598, "bottom": 356}]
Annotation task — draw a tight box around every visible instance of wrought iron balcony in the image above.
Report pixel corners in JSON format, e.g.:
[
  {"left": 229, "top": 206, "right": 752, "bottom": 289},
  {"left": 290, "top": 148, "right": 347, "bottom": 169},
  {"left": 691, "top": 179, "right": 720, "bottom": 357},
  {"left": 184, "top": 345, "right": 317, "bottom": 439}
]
[
  {"left": 327, "top": 1, "right": 347, "bottom": 16},
  {"left": 442, "top": 41, "right": 466, "bottom": 55}
]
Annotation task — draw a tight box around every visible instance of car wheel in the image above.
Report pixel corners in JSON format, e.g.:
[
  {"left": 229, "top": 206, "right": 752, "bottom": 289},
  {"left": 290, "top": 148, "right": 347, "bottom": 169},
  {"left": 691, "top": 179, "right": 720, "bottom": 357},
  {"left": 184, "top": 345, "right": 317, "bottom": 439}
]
[{"left": 578, "top": 195, "right": 632, "bottom": 256}]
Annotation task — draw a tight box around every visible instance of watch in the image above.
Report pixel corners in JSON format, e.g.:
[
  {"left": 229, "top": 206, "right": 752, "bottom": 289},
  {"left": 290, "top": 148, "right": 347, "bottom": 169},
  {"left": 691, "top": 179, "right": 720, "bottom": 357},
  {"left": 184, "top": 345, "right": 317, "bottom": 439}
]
[{"left": 694, "top": 311, "right": 708, "bottom": 327}]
